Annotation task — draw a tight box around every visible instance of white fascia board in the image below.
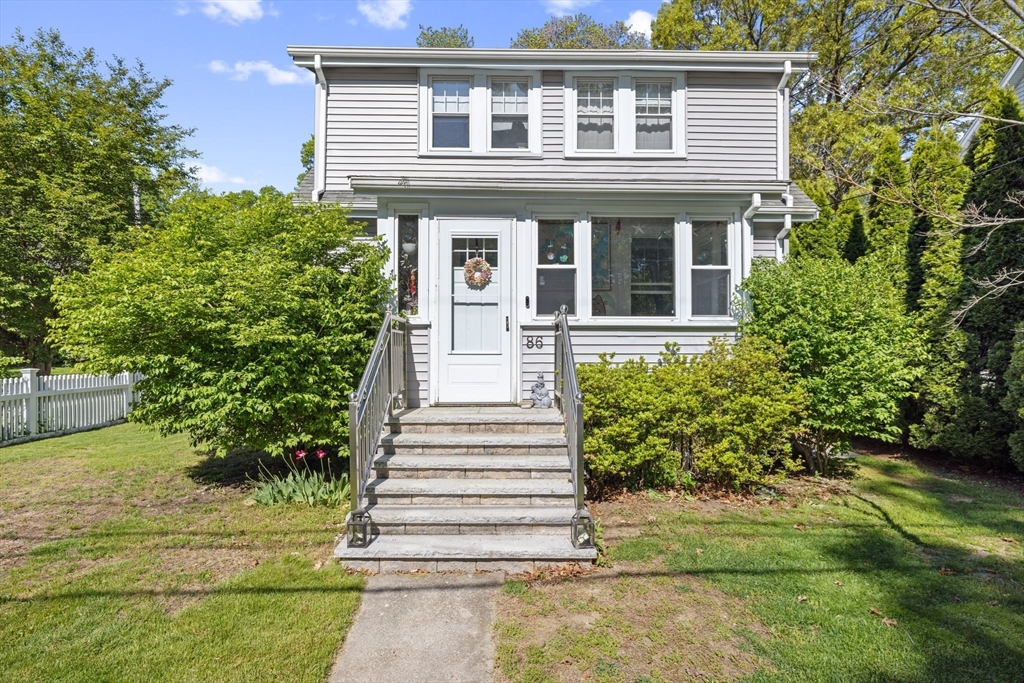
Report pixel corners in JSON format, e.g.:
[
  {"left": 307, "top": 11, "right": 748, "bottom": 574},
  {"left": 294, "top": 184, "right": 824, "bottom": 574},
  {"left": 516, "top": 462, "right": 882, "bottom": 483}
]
[{"left": 287, "top": 46, "right": 816, "bottom": 72}]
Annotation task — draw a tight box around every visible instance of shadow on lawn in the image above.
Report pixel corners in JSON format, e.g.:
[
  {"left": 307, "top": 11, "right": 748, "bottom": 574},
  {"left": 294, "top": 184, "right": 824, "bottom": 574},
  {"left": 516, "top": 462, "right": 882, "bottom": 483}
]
[{"left": 186, "top": 449, "right": 348, "bottom": 488}]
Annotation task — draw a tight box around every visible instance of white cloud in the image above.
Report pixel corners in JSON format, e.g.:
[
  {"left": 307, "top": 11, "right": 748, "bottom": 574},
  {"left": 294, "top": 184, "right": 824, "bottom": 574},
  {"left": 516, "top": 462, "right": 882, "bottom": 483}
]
[
  {"left": 196, "top": 164, "right": 249, "bottom": 185},
  {"left": 356, "top": 0, "right": 412, "bottom": 29},
  {"left": 208, "top": 60, "right": 314, "bottom": 86},
  {"left": 626, "top": 9, "right": 653, "bottom": 38},
  {"left": 545, "top": 0, "right": 596, "bottom": 16},
  {"left": 196, "top": 1, "right": 272, "bottom": 24}
]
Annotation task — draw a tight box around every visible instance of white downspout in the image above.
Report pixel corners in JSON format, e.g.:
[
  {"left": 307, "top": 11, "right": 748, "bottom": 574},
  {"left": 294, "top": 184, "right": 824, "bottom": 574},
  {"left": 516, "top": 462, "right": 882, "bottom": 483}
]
[
  {"left": 742, "top": 193, "right": 761, "bottom": 279},
  {"left": 777, "top": 186, "right": 793, "bottom": 260},
  {"left": 776, "top": 60, "right": 791, "bottom": 181},
  {"left": 312, "top": 54, "right": 327, "bottom": 202}
]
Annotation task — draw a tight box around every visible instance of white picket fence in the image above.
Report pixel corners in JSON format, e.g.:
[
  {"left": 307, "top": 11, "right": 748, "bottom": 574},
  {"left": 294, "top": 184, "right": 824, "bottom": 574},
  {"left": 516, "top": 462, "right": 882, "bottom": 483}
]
[{"left": 0, "top": 369, "right": 143, "bottom": 445}]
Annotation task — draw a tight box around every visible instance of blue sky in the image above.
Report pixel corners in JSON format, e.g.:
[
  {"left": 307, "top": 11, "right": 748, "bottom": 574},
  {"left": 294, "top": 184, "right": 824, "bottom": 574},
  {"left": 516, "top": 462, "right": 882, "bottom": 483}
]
[{"left": 1, "top": 0, "right": 665, "bottom": 192}]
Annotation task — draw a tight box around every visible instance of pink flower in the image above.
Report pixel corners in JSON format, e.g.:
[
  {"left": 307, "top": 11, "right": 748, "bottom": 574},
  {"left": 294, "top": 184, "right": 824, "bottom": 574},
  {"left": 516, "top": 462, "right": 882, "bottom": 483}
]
[
  {"left": 316, "top": 449, "right": 326, "bottom": 459},
  {"left": 295, "top": 449, "right": 306, "bottom": 460}
]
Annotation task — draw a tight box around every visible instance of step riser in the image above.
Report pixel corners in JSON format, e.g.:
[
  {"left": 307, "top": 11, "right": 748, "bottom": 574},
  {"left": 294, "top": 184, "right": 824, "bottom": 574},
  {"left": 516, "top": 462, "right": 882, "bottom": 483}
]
[
  {"left": 389, "top": 423, "right": 564, "bottom": 435},
  {"left": 373, "top": 523, "right": 568, "bottom": 536},
  {"left": 342, "top": 559, "right": 588, "bottom": 574},
  {"left": 381, "top": 445, "right": 566, "bottom": 456},
  {"left": 373, "top": 468, "right": 568, "bottom": 480},
  {"left": 367, "top": 494, "right": 574, "bottom": 507}
]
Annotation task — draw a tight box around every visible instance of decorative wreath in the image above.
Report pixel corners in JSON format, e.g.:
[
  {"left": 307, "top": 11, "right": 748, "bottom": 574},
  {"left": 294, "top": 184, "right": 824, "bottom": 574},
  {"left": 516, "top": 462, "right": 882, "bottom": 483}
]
[{"left": 463, "top": 257, "right": 492, "bottom": 287}]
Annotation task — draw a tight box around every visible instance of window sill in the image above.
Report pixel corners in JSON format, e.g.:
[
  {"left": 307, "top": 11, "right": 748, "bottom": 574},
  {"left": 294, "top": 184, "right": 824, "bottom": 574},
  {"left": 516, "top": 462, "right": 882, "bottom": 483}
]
[
  {"left": 419, "top": 150, "right": 543, "bottom": 159},
  {"left": 564, "top": 152, "right": 687, "bottom": 160}
]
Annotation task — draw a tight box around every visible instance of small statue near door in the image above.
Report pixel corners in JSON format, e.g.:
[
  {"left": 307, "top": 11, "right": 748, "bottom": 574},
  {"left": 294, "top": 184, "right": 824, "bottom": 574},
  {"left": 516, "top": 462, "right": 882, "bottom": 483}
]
[{"left": 531, "top": 372, "right": 553, "bottom": 409}]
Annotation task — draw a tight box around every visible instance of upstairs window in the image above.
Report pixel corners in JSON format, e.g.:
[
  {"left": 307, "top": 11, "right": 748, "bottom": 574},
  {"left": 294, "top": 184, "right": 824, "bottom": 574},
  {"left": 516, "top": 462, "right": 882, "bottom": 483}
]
[
  {"left": 576, "top": 80, "right": 615, "bottom": 150},
  {"left": 431, "top": 79, "right": 470, "bottom": 149},
  {"left": 491, "top": 80, "right": 529, "bottom": 149},
  {"left": 635, "top": 81, "right": 672, "bottom": 151}
]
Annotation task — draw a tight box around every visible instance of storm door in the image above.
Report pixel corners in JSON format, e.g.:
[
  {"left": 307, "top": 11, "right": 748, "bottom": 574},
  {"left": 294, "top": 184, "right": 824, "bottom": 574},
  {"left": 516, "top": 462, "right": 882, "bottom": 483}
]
[{"left": 437, "top": 219, "right": 513, "bottom": 403}]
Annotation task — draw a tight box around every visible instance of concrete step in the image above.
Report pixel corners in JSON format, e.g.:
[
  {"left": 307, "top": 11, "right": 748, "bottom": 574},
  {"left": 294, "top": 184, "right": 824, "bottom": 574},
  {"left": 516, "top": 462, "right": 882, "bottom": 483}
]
[
  {"left": 388, "top": 407, "right": 564, "bottom": 434},
  {"left": 335, "top": 533, "right": 597, "bottom": 573},
  {"left": 365, "top": 478, "right": 574, "bottom": 506},
  {"left": 365, "top": 505, "right": 574, "bottom": 536},
  {"left": 372, "top": 454, "right": 569, "bottom": 480},
  {"left": 379, "top": 432, "right": 566, "bottom": 456}
]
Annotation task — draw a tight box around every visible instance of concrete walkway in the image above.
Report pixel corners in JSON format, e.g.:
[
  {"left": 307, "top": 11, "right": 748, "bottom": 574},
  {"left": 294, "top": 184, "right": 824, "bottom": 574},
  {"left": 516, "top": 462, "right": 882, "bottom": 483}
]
[{"left": 328, "top": 572, "right": 503, "bottom": 683}]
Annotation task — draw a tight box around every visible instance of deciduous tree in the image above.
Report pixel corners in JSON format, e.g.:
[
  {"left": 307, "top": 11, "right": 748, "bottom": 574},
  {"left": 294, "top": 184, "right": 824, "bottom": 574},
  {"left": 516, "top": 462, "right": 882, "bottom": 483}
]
[
  {"left": 416, "top": 24, "right": 475, "bottom": 48},
  {"left": 0, "top": 29, "right": 195, "bottom": 371},
  {"left": 511, "top": 13, "right": 649, "bottom": 49}
]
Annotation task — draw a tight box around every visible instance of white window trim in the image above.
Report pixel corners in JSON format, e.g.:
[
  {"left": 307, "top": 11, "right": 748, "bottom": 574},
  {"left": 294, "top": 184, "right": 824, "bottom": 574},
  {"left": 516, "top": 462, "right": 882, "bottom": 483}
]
[
  {"left": 564, "top": 72, "right": 686, "bottom": 159},
  {"left": 418, "top": 69, "right": 541, "bottom": 157},
  {"left": 684, "top": 214, "right": 742, "bottom": 322}
]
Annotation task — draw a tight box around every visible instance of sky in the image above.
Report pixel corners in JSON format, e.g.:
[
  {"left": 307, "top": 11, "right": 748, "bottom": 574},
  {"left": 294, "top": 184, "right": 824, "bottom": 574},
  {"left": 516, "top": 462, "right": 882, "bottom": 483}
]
[{"left": 1, "top": 0, "right": 666, "bottom": 193}]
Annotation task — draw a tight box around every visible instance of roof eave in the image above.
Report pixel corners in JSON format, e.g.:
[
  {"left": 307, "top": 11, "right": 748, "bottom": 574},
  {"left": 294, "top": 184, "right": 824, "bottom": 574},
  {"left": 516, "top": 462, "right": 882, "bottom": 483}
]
[{"left": 287, "top": 46, "right": 816, "bottom": 72}]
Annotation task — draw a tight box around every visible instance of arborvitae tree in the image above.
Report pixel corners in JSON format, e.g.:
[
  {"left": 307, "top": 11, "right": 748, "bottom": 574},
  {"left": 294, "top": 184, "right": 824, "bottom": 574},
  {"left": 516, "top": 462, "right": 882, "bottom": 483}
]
[
  {"left": 950, "top": 88, "right": 1024, "bottom": 469},
  {"left": 865, "top": 128, "right": 913, "bottom": 281},
  {"left": 905, "top": 126, "right": 972, "bottom": 452},
  {"left": 792, "top": 189, "right": 866, "bottom": 262}
]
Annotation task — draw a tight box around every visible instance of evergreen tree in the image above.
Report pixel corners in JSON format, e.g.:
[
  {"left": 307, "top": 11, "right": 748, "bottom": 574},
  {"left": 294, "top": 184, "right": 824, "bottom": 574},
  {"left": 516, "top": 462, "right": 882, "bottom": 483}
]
[
  {"left": 949, "top": 88, "right": 1024, "bottom": 469},
  {"left": 905, "top": 126, "right": 972, "bottom": 452},
  {"left": 791, "top": 189, "right": 866, "bottom": 263},
  {"left": 865, "top": 128, "right": 913, "bottom": 282}
]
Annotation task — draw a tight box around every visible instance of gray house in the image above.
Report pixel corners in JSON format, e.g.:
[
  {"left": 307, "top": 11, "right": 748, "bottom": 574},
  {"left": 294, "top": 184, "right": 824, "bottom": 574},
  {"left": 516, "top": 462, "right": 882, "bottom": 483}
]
[
  {"left": 960, "top": 56, "right": 1024, "bottom": 150},
  {"left": 288, "top": 46, "right": 818, "bottom": 571}
]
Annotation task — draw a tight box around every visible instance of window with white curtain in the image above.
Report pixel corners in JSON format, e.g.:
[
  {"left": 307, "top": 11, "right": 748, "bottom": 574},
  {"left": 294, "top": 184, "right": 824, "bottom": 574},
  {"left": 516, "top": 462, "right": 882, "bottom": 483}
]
[
  {"left": 635, "top": 81, "right": 672, "bottom": 151},
  {"left": 431, "top": 79, "right": 470, "bottom": 148},
  {"left": 576, "top": 80, "right": 615, "bottom": 150},
  {"left": 691, "top": 220, "right": 731, "bottom": 316},
  {"left": 491, "top": 80, "right": 529, "bottom": 149}
]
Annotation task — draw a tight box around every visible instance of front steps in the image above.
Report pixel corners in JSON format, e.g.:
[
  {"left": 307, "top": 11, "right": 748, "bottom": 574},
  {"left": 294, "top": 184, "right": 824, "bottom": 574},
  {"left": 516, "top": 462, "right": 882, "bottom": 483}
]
[{"left": 335, "top": 407, "right": 597, "bottom": 573}]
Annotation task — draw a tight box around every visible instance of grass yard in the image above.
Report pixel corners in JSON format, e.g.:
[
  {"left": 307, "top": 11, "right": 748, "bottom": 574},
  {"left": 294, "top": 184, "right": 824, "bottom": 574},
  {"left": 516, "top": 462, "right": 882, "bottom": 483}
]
[
  {"left": 0, "top": 423, "right": 362, "bottom": 683},
  {"left": 494, "top": 455, "right": 1024, "bottom": 683}
]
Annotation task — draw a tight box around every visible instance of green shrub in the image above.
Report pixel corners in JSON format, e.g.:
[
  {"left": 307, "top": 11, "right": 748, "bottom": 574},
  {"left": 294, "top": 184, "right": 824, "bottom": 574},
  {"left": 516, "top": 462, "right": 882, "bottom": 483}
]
[
  {"left": 577, "top": 356, "right": 674, "bottom": 494},
  {"left": 654, "top": 337, "right": 805, "bottom": 488},
  {"left": 577, "top": 337, "right": 805, "bottom": 493},
  {"left": 51, "top": 188, "right": 391, "bottom": 456},
  {"left": 741, "top": 257, "right": 925, "bottom": 473}
]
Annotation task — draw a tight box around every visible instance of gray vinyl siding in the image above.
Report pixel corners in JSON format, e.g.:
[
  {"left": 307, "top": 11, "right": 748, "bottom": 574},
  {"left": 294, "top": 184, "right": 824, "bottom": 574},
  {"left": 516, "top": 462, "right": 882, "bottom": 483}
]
[
  {"left": 406, "top": 323, "right": 429, "bottom": 407},
  {"left": 322, "top": 68, "right": 779, "bottom": 192},
  {"left": 520, "top": 325, "right": 735, "bottom": 396},
  {"left": 753, "top": 222, "right": 783, "bottom": 260}
]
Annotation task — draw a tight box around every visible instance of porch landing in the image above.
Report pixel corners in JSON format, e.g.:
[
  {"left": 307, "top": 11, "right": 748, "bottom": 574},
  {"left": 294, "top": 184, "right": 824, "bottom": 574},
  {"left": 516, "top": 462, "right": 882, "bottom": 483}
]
[{"left": 335, "top": 406, "right": 597, "bottom": 573}]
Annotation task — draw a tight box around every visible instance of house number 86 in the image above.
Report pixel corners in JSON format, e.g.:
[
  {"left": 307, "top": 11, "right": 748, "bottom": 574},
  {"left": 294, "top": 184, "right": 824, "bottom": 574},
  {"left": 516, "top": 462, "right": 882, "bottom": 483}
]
[{"left": 525, "top": 336, "right": 544, "bottom": 349}]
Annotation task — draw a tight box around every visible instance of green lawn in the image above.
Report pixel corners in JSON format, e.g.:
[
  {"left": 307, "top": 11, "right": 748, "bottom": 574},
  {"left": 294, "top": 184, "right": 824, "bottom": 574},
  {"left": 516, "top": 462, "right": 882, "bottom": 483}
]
[
  {"left": 0, "top": 424, "right": 363, "bottom": 683},
  {"left": 495, "top": 457, "right": 1024, "bottom": 683}
]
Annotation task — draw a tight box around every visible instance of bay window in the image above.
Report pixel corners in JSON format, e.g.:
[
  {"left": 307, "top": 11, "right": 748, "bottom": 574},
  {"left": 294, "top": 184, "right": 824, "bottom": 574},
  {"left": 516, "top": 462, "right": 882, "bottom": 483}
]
[{"left": 431, "top": 79, "right": 470, "bottom": 149}]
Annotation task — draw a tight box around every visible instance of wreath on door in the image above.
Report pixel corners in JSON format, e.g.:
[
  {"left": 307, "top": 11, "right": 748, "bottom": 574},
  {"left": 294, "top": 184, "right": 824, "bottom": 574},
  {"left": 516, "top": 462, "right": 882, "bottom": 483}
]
[{"left": 464, "top": 257, "right": 492, "bottom": 288}]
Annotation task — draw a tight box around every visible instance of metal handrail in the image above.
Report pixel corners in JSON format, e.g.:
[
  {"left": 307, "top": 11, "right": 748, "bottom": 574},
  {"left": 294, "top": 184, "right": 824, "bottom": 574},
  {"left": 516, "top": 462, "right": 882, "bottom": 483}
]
[
  {"left": 553, "top": 305, "right": 585, "bottom": 513},
  {"left": 348, "top": 305, "right": 406, "bottom": 527}
]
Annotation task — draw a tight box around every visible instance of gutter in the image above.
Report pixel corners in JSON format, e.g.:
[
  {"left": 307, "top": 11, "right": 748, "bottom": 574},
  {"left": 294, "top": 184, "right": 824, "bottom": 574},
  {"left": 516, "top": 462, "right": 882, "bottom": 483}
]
[
  {"left": 777, "top": 60, "right": 791, "bottom": 181},
  {"left": 312, "top": 54, "right": 327, "bottom": 202}
]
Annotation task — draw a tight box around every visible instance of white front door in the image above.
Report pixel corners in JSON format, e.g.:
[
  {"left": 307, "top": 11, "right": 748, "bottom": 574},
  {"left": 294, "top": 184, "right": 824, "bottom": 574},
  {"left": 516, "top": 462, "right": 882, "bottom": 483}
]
[{"left": 437, "top": 218, "right": 514, "bottom": 403}]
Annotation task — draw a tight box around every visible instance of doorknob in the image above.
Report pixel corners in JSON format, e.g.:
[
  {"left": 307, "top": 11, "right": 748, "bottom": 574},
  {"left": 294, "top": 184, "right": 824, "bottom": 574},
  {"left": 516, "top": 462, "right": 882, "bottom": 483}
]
[{"left": 506, "top": 316, "right": 510, "bottom": 331}]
